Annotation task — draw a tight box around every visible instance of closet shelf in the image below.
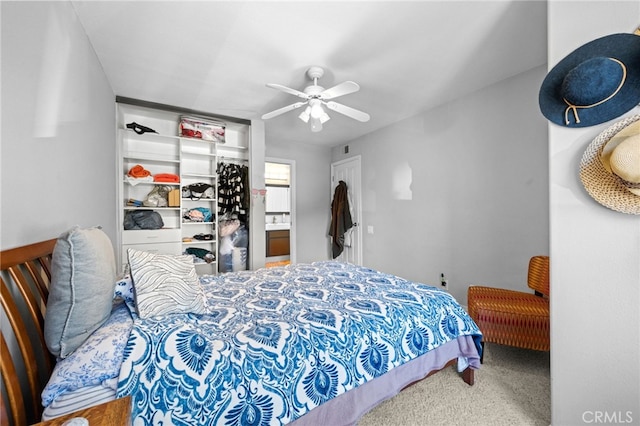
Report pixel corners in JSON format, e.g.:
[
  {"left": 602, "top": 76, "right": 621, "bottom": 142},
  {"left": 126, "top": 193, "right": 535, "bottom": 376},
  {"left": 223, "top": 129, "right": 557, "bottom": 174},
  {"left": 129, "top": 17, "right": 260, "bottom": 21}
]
[
  {"left": 181, "top": 172, "right": 217, "bottom": 179},
  {"left": 123, "top": 180, "right": 180, "bottom": 186},
  {"left": 182, "top": 240, "right": 217, "bottom": 245},
  {"left": 123, "top": 206, "right": 180, "bottom": 210},
  {"left": 123, "top": 153, "right": 180, "bottom": 164},
  {"left": 182, "top": 150, "right": 216, "bottom": 158}
]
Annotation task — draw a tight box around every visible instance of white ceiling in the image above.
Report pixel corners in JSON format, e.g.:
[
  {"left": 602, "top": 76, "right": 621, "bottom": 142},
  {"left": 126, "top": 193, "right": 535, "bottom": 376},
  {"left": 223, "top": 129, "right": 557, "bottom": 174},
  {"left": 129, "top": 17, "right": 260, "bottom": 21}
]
[{"left": 71, "top": 1, "right": 547, "bottom": 147}]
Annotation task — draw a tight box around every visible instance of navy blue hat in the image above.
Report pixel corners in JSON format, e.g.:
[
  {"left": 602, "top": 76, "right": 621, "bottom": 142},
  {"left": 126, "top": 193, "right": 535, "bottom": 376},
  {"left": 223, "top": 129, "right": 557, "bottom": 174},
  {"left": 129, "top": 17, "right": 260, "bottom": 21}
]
[{"left": 539, "top": 32, "right": 640, "bottom": 127}]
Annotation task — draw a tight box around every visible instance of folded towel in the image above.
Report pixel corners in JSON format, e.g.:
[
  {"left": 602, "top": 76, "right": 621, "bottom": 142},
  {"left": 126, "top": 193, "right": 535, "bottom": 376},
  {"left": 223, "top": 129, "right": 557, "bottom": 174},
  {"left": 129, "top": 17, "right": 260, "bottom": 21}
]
[
  {"left": 124, "top": 175, "right": 153, "bottom": 186},
  {"left": 154, "top": 173, "right": 180, "bottom": 183},
  {"left": 128, "top": 164, "right": 151, "bottom": 178}
]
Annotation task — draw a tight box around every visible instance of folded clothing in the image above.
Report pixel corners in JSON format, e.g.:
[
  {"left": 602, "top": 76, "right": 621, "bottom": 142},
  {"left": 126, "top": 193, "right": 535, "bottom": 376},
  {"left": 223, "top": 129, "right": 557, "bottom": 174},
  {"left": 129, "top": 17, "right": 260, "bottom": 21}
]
[
  {"left": 128, "top": 164, "right": 151, "bottom": 178},
  {"left": 193, "top": 233, "right": 214, "bottom": 240},
  {"left": 41, "top": 302, "right": 133, "bottom": 408},
  {"left": 154, "top": 173, "right": 180, "bottom": 183},
  {"left": 124, "top": 175, "right": 153, "bottom": 186},
  {"left": 41, "top": 382, "right": 117, "bottom": 421},
  {"left": 185, "top": 247, "right": 216, "bottom": 263}
]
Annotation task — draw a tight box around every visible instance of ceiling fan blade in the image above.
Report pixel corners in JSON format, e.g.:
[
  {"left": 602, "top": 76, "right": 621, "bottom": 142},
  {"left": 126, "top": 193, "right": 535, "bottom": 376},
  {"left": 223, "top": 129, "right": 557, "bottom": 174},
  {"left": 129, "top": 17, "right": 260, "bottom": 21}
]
[
  {"left": 261, "top": 101, "right": 307, "bottom": 120},
  {"left": 265, "top": 83, "right": 309, "bottom": 99},
  {"left": 319, "top": 81, "right": 360, "bottom": 100},
  {"left": 325, "top": 101, "right": 370, "bottom": 122}
]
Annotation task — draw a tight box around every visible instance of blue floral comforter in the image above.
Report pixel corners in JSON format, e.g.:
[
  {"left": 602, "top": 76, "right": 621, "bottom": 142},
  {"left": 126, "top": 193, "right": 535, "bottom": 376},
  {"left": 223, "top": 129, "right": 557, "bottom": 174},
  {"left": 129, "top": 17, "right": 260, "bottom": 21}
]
[{"left": 116, "top": 261, "right": 482, "bottom": 425}]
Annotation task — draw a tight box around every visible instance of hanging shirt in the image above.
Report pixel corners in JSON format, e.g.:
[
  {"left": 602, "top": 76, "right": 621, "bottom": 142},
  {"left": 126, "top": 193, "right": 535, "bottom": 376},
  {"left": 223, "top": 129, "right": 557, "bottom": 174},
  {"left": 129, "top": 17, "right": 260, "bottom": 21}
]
[
  {"left": 217, "top": 162, "right": 248, "bottom": 222},
  {"left": 329, "top": 180, "right": 353, "bottom": 259}
]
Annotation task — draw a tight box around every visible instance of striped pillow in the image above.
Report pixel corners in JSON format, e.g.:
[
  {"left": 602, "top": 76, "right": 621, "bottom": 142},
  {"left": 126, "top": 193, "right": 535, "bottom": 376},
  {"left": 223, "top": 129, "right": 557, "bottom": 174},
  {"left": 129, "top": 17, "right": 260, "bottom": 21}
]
[{"left": 127, "top": 249, "right": 207, "bottom": 318}]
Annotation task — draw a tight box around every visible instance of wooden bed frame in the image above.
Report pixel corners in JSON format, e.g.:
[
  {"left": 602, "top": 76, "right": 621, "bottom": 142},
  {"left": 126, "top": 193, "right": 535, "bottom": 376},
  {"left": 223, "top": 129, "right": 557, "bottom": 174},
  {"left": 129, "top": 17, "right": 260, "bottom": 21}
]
[
  {"left": 0, "top": 238, "right": 474, "bottom": 426},
  {"left": 1, "top": 239, "right": 57, "bottom": 425}
]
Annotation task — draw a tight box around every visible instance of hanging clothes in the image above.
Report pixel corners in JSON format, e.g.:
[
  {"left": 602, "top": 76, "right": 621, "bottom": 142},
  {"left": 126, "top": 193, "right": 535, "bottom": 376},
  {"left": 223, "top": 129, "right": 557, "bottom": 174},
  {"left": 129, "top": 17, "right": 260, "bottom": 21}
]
[
  {"left": 217, "top": 161, "right": 250, "bottom": 272},
  {"left": 217, "top": 161, "right": 249, "bottom": 223},
  {"left": 329, "top": 180, "right": 353, "bottom": 259},
  {"left": 343, "top": 189, "right": 355, "bottom": 248}
]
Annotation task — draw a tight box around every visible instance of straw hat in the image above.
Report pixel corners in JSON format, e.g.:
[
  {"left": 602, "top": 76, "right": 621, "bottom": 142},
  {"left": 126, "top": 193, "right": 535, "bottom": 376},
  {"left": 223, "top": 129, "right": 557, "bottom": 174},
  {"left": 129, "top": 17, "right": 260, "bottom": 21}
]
[
  {"left": 539, "top": 31, "right": 640, "bottom": 128},
  {"left": 580, "top": 114, "right": 640, "bottom": 214}
]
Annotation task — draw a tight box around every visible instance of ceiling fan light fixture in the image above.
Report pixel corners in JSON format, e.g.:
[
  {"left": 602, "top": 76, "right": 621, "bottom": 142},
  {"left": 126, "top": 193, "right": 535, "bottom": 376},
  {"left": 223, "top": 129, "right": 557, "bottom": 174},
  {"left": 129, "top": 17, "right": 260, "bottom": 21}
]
[
  {"left": 310, "top": 117, "right": 323, "bottom": 132},
  {"left": 319, "top": 111, "right": 330, "bottom": 124},
  {"left": 299, "top": 106, "right": 311, "bottom": 123},
  {"left": 310, "top": 100, "right": 324, "bottom": 119}
]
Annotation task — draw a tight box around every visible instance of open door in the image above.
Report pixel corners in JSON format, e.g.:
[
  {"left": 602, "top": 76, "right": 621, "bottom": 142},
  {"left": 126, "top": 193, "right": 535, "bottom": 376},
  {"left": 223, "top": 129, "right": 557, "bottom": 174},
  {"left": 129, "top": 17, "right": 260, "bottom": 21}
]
[
  {"left": 330, "top": 156, "right": 362, "bottom": 265},
  {"left": 265, "top": 159, "right": 296, "bottom": 266}
]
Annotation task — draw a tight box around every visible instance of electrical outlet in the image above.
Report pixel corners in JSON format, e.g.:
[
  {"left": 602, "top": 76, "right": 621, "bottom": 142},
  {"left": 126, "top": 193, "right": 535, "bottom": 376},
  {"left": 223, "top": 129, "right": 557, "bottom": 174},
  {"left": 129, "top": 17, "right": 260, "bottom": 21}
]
[{"left": 440, "top": 273, "right": 449, "bottom": 291}]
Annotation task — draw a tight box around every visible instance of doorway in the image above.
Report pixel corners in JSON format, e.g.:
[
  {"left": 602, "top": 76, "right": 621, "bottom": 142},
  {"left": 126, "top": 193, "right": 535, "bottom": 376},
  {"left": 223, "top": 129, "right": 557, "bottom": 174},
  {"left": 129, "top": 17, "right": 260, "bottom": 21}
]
[
  {"left": 265, "top": 159, "right": 296, "bottom": 267},
  {"left": 330, "top": 156, "right": 362, "bottom": 265}
]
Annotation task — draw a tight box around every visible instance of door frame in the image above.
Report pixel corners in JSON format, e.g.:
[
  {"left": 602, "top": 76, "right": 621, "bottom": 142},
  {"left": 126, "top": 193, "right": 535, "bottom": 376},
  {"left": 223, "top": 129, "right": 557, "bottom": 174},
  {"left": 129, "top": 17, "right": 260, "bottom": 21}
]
[
  {"left": 265, "top": 157, "right": 296, "bottom": 265},
  {"left": 330, "top": 155, "right": 363, "bottom": 265}
]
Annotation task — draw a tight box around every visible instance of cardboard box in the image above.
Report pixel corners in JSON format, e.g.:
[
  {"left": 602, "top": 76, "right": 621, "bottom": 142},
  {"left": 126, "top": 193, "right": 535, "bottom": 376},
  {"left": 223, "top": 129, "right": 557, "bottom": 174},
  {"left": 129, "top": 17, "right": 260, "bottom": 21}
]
[{"left": 168, "top": 189, "right": 180, "bottom": 207}]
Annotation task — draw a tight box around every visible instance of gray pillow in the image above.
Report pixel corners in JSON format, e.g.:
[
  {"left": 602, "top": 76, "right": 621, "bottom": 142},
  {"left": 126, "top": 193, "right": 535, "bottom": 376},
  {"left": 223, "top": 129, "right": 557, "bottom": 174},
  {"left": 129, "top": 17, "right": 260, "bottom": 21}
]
[
  {"left": 127, "top": 248, "right": 207, "bottom": 318},
  {"left": 44, "top": 226, "right": 116, "bottom": 358}
]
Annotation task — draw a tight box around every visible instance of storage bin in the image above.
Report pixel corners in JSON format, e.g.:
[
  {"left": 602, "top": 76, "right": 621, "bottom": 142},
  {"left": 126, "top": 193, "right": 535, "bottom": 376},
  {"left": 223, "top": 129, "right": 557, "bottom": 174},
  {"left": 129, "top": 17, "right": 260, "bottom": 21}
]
[{"left": 179, "top": 116, "right": 225, "bottom": 143}]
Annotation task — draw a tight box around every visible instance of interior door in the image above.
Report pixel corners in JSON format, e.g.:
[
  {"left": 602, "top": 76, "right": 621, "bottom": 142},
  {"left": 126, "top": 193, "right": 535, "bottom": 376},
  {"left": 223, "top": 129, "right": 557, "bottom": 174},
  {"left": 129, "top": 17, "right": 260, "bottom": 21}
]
[{"left": 330, "top": 156, "right": 362, "bottom": 265}]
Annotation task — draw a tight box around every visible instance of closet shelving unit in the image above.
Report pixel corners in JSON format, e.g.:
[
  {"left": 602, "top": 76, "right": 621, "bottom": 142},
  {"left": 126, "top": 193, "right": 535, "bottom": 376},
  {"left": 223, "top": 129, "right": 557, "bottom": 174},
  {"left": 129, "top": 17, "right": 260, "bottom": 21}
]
[{"left": 116, "top": 99, "right": 250, "bottom": 275}]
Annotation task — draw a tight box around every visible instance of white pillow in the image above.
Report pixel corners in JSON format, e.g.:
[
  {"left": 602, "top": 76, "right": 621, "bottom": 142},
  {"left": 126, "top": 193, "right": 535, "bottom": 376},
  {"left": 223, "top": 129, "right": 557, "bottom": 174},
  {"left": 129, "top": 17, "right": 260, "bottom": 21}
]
[
  {"left": 113, "top": 273, "right": 137, "bottom": 315},
  {"left": 45, "top": 226, "right": 116, "bottom": 358},
  {"left": 127, "top": 248, "right": 207, "bottom": 318}
]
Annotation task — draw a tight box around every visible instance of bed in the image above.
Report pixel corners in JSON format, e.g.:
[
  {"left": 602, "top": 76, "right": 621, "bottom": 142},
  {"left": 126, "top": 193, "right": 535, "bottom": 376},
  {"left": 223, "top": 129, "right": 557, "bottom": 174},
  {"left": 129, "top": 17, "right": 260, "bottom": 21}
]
[{"left": 1, "top": 226, "right": 482, "bottom": 425}]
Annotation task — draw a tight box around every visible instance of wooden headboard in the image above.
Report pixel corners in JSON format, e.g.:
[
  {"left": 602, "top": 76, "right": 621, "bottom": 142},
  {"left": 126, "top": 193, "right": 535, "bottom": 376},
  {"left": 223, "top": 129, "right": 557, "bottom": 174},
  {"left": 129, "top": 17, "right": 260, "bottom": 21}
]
[{"left": 1, "top": 239, "right": 57, "bottom": 426}]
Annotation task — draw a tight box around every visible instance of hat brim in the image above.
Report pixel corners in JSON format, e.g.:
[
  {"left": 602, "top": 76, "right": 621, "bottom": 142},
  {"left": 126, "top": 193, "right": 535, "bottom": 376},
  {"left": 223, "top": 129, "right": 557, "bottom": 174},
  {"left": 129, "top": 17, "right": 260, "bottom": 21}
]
[
  {"left": 580, "top": 114, "right": 640, "bottom": 214},
  {"left": 539, "top": 33, "right": 640, "bottom": 127}
]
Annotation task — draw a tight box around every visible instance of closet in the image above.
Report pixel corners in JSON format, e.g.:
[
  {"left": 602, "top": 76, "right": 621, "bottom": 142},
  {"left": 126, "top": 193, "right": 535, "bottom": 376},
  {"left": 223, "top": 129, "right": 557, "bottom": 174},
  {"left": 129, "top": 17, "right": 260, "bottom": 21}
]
[{"left": 116, "top": 98, "right": 253, "bottom": 275}]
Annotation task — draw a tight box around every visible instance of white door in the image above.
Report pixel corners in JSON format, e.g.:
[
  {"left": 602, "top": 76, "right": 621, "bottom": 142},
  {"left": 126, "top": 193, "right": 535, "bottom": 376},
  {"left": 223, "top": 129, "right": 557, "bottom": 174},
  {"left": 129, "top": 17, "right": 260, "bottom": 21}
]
[{"left": 330, "top": 156, "right": 362, "bottom": 265}]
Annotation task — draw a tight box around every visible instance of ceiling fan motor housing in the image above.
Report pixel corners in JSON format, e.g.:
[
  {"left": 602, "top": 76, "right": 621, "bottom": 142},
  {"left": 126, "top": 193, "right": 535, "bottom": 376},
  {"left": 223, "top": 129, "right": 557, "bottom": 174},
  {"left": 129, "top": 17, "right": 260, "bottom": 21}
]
[
  {"left": 304, "top": 85, "right": 324, "bottom": 97},
  {"left": 306, "top": 66, "right": 324, "bottom": 80}
]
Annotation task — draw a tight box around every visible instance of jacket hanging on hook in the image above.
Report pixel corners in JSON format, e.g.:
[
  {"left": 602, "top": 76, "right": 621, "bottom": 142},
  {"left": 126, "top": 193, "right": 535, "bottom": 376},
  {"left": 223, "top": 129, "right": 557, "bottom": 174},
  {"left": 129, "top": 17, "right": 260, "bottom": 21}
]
[{"left": 329, "top": 180, "right": 353, "bottom": 259}]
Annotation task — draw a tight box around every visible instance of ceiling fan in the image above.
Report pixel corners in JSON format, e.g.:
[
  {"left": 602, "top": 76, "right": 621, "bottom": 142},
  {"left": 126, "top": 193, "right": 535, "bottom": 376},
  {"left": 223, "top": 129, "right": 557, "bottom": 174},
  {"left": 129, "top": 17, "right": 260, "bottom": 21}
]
[{"left": 261, "top": 66, "right": 370, "bottom": 132}]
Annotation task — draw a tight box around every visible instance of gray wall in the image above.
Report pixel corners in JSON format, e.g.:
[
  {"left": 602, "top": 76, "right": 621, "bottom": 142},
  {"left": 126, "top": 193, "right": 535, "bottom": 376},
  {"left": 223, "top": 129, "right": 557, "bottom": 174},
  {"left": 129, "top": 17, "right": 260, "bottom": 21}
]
[
  {"left": 332, "top": 66, "right": 550, "bottom": 305},
  {"left": 266, "top": 139, "right": 332, "bottom": 263},
  {"left": 549, "top": 2, "right": 640, "bottom": 424},
  {"left": 1, "top": 1, "right": 116, "bottom": 249}
]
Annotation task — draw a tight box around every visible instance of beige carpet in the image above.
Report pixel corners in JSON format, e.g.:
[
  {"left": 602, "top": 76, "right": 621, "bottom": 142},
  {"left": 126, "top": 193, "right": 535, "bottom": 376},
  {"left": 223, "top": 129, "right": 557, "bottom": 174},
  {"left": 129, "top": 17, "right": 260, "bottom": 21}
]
[{"left": 358, "top": 344, "right": 551, "bottom": 426}]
